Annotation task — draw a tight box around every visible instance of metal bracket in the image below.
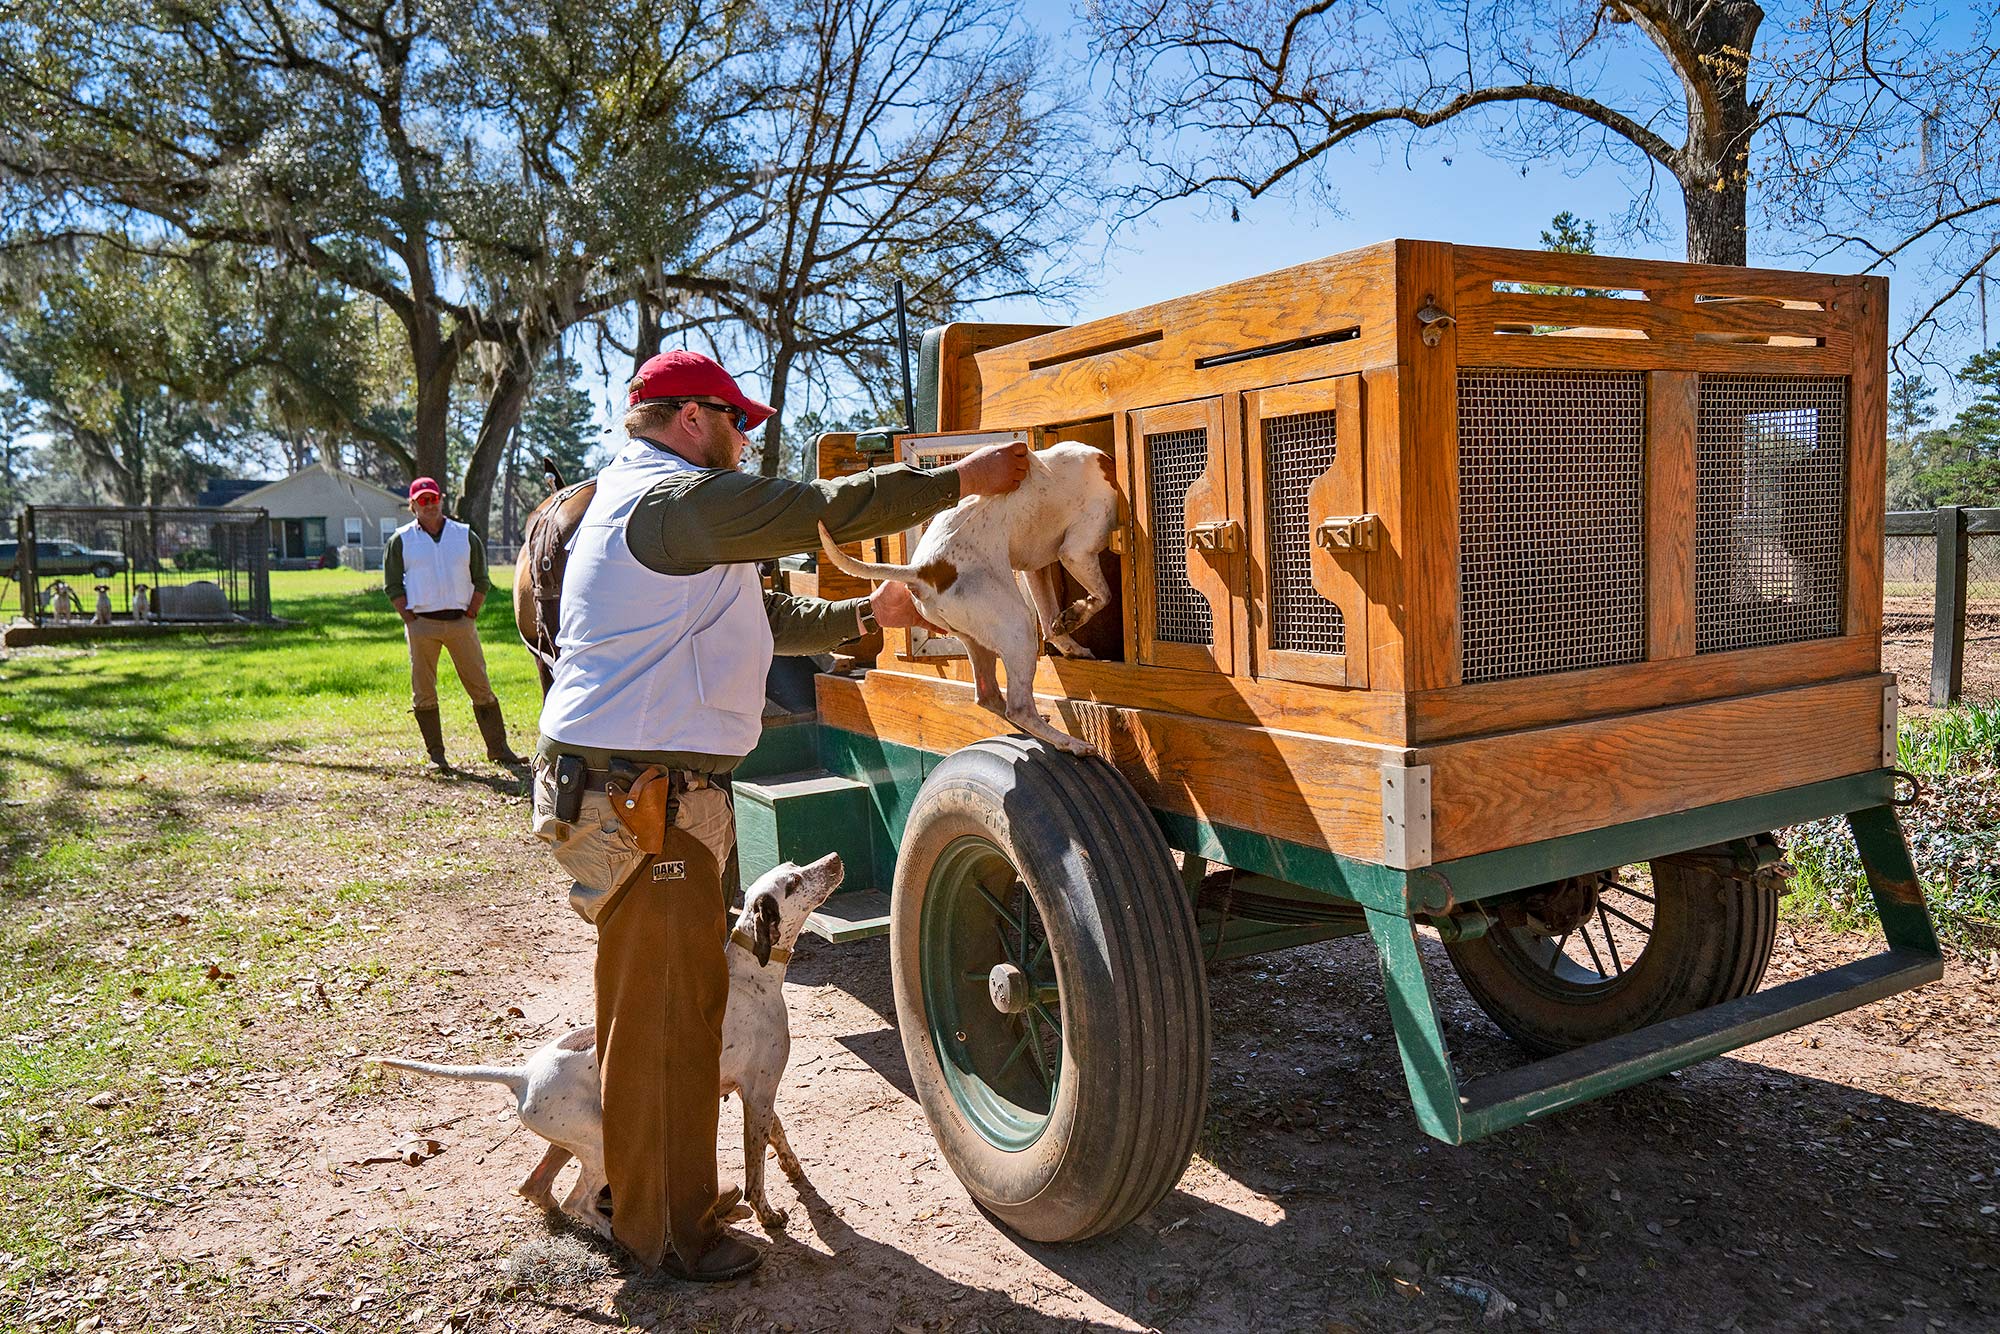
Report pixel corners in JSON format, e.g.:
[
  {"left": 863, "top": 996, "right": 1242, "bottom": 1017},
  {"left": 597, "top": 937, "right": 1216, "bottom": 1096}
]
[
  {"left": 1416, "top": 297, "right": 1457, "bottom": 348},
  {"left": 1188, "top": 519, "right": 1242, "bottom": 554},
  {"left": 1314, "top": 513, "right": 1380, "bottom": 553},
  {"left": 1881, "top": 680, "right": 1899, "bottom": 769},
  {"left": 1380, "top": 764, "right": 1433, "bottom": 869}
]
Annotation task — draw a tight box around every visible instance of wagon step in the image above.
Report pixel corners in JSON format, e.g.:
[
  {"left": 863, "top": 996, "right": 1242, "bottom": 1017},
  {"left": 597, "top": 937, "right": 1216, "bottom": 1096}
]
[
  {"left": 1453, "top": 945, "right": 1941, "bottom": 1133},
  {"left": 734, "top": 768, "right": 885, "bottom": 939}
]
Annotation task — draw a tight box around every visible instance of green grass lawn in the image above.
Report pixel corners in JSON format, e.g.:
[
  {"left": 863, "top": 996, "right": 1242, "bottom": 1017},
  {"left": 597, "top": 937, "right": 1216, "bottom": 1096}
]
[{"left": 0, "top": 568, "right": 541, "bottom": 1321}]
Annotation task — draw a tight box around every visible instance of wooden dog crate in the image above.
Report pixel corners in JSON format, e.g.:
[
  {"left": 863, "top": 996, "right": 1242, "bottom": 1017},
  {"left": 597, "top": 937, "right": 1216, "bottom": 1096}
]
[{"left": 737, "top": 240, "right": 1937, "bottom": 1245}]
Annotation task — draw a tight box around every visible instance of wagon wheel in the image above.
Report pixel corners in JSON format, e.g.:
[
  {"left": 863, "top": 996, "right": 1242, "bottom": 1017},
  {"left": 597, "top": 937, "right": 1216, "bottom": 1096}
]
[
  {"left": 890, "top": 736, "right": 1209, "bottom": 1243},
  {"left": 1443, "top": 849, "right": 1781, "bottom": 1057}
]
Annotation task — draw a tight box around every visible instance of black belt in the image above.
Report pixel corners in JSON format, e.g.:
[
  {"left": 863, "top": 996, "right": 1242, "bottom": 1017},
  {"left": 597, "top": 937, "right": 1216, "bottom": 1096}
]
[
  {"left": 415, "top": 609, "right": 466, "bottom": 621},
  {"left": 577, "top": 763, "right": 731, "bottom": 792}
]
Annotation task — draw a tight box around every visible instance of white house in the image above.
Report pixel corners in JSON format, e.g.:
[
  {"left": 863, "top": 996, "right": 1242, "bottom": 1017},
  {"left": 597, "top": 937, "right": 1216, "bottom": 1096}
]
[{"left": 220, "top": 462, "right": 411, "bottom": 569}]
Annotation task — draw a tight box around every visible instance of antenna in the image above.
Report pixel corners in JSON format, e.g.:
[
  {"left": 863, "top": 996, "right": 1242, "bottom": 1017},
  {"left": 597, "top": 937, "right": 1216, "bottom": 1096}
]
[{"left": 895, "top": 280, "right": 916, "bottom": 431}]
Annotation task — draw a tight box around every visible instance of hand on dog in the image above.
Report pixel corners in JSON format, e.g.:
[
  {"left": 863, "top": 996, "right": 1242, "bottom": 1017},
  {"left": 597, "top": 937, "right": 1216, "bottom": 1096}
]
[
  {"left": 870, "top": 580, "right": 944, "bottom": 633},
  {"left": 951, "top": 440, "right": 1030, "bottom": 497}
]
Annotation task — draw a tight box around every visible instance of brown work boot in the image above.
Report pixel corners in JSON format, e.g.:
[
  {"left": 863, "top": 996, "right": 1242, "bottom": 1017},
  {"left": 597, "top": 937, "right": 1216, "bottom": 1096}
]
[
  {"left": 413, "top": 707, "right": 449, "bottom": 771},
  {"left": 658, "top": 1230, "right": 763, "bottom": 1284},
  {"left": 473, "top": 701, "right": 526, "bottom": 766}
]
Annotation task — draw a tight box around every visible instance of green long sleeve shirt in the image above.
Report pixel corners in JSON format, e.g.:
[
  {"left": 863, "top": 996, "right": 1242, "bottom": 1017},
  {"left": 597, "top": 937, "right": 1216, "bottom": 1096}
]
[
  {"left": 383, "top": 523, "right": 488, "bottom": 606},
  {"left": 539, "top": 458, "right": 962, "bottom": 774}
]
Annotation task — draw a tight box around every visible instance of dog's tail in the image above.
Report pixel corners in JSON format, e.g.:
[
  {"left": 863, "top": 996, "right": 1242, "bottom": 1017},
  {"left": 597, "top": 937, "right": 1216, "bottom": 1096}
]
[
  {"left": 376, "top": 1057, "right": 529, "bottom": 1095},
  {"left": 816, "top": 523, "right": 945, "bottom": 598}
]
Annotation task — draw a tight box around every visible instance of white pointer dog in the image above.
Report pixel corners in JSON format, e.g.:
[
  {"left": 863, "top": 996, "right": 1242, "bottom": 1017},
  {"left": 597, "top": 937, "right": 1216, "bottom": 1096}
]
[
  {"left": 378, "top": 853, "right": 846, "bottom": 1235},
  {"left": 818, "top": 441, "right": 1119, "bottom": 755}
]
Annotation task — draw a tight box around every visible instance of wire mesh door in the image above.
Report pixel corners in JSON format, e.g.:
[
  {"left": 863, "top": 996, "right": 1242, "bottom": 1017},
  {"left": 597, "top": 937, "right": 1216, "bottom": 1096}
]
[
  {"left": 1128, "top": 397, "right": 1238, "bottom": 673},
  {"left": 1244, "top": 376, "right": 1368, "bottom": 687}
]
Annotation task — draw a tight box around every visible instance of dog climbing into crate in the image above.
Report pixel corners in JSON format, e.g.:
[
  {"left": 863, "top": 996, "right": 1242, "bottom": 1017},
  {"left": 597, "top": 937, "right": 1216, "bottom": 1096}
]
[{"left": 819, "top": 441, "right": 1119, "bottom": 755}]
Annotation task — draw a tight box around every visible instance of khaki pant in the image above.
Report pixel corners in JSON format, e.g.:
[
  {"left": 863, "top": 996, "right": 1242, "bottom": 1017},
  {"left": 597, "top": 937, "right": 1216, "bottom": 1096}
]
[
  {"left": 532, "top": 760, "right": 737, "bottom": 1269},
  {"left": 405, "top": 615, "right": 498, "bottom": 711}
]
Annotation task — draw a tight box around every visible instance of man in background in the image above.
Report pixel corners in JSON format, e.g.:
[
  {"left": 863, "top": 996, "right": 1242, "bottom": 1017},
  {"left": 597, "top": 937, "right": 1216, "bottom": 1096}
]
[{"left": 385, "top": 476, "right": 525, "bottom": 770}]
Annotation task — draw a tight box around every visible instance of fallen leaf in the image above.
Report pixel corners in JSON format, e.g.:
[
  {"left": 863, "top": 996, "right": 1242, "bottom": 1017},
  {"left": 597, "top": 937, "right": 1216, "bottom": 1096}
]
[{"left": 85, "top": 1091, "right": 116, "bottom": 1109}]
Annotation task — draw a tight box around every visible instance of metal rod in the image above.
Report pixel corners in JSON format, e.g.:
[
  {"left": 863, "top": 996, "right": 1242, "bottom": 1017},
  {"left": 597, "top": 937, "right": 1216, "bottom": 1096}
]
[{"left": 895, "top": 279, "right": 916, "bottom": 431}]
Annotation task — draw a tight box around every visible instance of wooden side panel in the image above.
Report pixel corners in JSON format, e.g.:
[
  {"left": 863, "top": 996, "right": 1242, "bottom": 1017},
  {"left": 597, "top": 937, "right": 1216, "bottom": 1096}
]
[
  {"left": 1418, "top": 675, "right": 1891, "bottom": 861},
  {"left": 1406, "top": 633, "right": 1879, "bottom": 742},
  {"left": 1362, "top": 365, "right": 1408, "bottom": 692},
  {"left": 1846, "top": 276, "right": 1888, "bottom": 646},
  {"left": 1129, "top": 397, "right": 1238, "bottom": 673},
  {"left": 818, "top": 671, "right": 1392, "bottom": 862},
  {"left": 971, "top": 243, "right": 1400, "bottom": 427},
  {"left": 934, "top": 323, "right": 1067, "bottom": 431},
  {"left": 1398, "top": 240, "right": 1460, "bottom": 690},
  {"left": 1646, "top": 372, "right": 1697, "bottom": 660},
  {"left": 1452, "top": 247, "right": 1864, "bottom": 375}
]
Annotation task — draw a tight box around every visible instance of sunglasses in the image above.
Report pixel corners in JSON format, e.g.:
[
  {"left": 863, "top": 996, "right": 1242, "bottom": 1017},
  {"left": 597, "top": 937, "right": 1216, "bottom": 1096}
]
[{"left": 686, "top": 400, "right": 751, "bottom": 433}]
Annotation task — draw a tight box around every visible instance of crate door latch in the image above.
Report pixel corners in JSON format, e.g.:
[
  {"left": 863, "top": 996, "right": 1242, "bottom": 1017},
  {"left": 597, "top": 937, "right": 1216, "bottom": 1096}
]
[
  {"left": 1187, "top": 519, "right": 1242, "bottom": 553},
  {"left": 1314, "top": 513, "right": 1380, "bottom": 553}
]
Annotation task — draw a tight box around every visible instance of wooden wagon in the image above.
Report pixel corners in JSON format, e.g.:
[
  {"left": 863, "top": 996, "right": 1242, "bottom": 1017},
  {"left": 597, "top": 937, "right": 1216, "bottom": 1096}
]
[{"left": 734, "top": 239, "right": 1942, "bottom": 1243}]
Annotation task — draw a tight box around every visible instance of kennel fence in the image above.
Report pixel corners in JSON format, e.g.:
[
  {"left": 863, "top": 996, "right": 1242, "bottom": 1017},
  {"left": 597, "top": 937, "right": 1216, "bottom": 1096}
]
[{"left": 7, "top": 505, "right": 272, "bottom": 626}]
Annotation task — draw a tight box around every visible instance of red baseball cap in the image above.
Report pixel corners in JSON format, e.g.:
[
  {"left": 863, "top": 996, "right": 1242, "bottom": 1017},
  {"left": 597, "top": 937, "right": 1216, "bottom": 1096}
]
[
  {"left": 408, "top": 476, "right": 442, "bottom": 502},
  {"left": 627, "top": 350, "right": 774, "bottom": 429}
]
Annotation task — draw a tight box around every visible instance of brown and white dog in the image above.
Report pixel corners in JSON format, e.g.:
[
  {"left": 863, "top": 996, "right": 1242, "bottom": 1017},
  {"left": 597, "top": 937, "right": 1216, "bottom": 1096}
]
[
  {"left": 377, "top": 853, "right": 846, "bottom": 1235},
  {"left": 92, "top": 585, "right": 113, "bottom": 625},
  {"left": 47, "top": 580, "right": 77, "bottom": 626},
  {"left": 818, "top": 441, "right": 1119, "bottom": 755}
]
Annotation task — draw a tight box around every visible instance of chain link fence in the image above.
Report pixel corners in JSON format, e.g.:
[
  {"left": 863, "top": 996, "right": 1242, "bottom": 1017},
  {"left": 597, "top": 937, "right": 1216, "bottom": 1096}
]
[
  {"left": 4, "top": 505, "right": 272, "bottom": 627},
  {"left": 1884, "top": 508, "right": 2000, "bottom": 706}
]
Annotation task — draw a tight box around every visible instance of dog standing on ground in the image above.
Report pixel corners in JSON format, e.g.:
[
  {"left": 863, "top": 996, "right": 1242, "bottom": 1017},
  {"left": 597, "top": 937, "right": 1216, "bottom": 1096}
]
[
  {"left": 92, "top": 585, "right": 112, "bottom": 625},
  {"left": 132, "top": 584, "right": 151, "bottom": 622},
  {"left": 818, "top": 441, "right": 1119, "bottom": 755},
  {"left": 377, "top": 852, "right": 846, "bottom": 1235}
]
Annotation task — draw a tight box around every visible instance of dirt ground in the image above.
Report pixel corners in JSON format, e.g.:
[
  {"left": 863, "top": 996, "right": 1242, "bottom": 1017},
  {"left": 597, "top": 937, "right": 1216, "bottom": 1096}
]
[
  {"left": 1882, "top": 597, "right": 2000, "bottom": 705},
  {"left": 13, "top": 757, "right": 2000, "bottom": 1334}
]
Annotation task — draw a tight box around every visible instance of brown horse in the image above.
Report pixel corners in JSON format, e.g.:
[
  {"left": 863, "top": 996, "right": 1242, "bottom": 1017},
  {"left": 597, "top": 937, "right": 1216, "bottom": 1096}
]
[{"left": 514, "top": 458, "right": 597, "bottom": 698}]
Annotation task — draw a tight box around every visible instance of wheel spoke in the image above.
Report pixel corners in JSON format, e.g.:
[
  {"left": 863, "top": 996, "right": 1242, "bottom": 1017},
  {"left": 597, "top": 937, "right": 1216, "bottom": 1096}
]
[
  {"left": 1021, "top": 1010, "right": 1053, "bottom": 1091},
  {"left": 1597, "top": 904, "right": 1624, "bottom": 975},
  {"left": 1579, "top": 920, "right": 1608, "bottom": 977},
  {"left": 1599, "top": 900, "right": 1652, "bottom": 934},
  {"left": 973, "top": 879, "right": 1013, "bottom": 923},
  {"left": 1544, "top": 929, "right": 1574, "bottom": 974},
  {"left": 1606, "top": 883, "right": 1655, "bottom": 906},
  {"left": 994, "top": 1026, "right": 1033, "bottom": 1079},
  {"left": 1029, "top": 998, "right": 1061, "bottom": 1033}
]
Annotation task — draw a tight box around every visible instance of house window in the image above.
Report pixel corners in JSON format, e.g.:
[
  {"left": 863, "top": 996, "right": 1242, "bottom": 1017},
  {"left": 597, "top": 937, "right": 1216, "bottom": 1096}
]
[
  {"left": 381, "top": 517, "right": 398, "bottom": 543},
  {"left": 345, "top": 517, "right": 363, "bottom": 546}
]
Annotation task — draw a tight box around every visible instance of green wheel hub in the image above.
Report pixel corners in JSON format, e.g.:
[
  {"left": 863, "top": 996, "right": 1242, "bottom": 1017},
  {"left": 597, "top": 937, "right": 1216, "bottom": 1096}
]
[{"left": 919, "top": 835, "right": 1063, "bottom": 1151}]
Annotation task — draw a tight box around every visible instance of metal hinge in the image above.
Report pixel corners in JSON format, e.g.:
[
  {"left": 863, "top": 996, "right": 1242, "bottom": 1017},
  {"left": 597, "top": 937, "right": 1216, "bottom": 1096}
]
[
  {"left": 1416, "top": 296, "right": 1456, "bottom": 347},
  {"left": 1188, "top": 519, "right": 1242, "bottom": 554},
  {"left": 1882, "top": 680, "right": 1898, "bottom": 768},
  {"left": 1381, "top": 764, "right": 1433, "bottom": 869},
  {"left": 1314, "top": 513, "right": 1380, "bottom": 553}
]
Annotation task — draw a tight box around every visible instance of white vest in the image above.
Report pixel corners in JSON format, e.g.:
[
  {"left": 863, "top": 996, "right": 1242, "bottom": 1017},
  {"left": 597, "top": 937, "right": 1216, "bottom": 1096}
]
[
  {"left": 539, "top": 441, "right": 773, "bottom": 757},
  {"left": 397, "top": 517, "right": 476, "bottom": 612}
]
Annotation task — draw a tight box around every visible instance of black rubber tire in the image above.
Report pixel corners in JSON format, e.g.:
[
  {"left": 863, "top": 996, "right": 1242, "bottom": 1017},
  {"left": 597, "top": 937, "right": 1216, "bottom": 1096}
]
[
  {"left": 1443, "top": 854, "right": 1779, "bottom": 1057},
  {"left": 91, "top": 563, "right": 116, "bottom": 579},
  {"left": 889, "top": 736, "right": 1209, "bottom": 1243}
]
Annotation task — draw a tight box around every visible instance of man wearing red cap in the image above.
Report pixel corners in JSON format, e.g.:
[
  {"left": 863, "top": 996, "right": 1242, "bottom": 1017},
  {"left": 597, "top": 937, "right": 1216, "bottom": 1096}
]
[
  {"left": 533, "top": 350, "right": 1028, "bottom": 1281},
  {"left": 384, "top": 476, "right": 526, "bottom": 770}
]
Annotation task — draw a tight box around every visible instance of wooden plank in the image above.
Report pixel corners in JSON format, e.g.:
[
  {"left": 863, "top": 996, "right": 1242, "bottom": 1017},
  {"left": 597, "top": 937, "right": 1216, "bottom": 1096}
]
[
  {"left": 1400, "top": 240, "right": 1460, "bottom": 690},
  {"left": 970, "top": 243, "right": 1400, "bottom": 428},
  {"left": 1931, "top": 506, "right": 1969, "bottom": 706},
  {"left": 1418, "top": 675, "right": 1891, "bottom": 861},
  {"left": 817, "top": 670, "right": 1393, "bottom": 862},
  {"left": 1362, "top": 365, "right": 1408, "bottom": 691},
  {"left": 869, "top": 639, "right": 1410, "bottom": 742},
  {"left": 1888, "top": 507, "right": 2000, "bottom": 536},
  {"left": 1453, "top": 246, "right": 1855, "bottom": 306},
  {"left": 1473, "top": 291, "right": 1835, "bottom": 343},
  {"left": 1846, "top": 275, "right": 1888, "bottom": 644},
  {"left": 813, "top": 433, "right": 875, "bottom": 604},
  {"left": 1405, "top": 634, "right": 1879, "bottom": 743},
  {"left": 1646, "top": 372, "right": 1697, "bottom": 660}
]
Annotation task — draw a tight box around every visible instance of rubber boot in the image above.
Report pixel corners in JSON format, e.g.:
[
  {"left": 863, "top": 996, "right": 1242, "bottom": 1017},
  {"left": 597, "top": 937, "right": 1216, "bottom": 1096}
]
[
  {"left": 414, "top": 706, "right": 450, "bottom": 771},
  {"left": 474, "top": 700, "right": 526, "bottom": 765}
]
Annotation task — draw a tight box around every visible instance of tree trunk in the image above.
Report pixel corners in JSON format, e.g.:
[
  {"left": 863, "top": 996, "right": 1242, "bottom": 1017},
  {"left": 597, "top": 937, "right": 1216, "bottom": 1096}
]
[
  {"left": 633, "top": 288, "right": 666, "bottom": 378},
  {"left": 500, "top": 421, "right": 522, "bottom": 544},
  {"left": 760, "top": 345, "right": 795, "bottom": 478},
  {"left": 409, "top": 320, "right": 456, "bottom": 486},
  {"left": 1682, "top": 169, "right": 1749, "bottom": 267},
  {"left": 457, "top": 344, "right": 542, "bottom": 535}
]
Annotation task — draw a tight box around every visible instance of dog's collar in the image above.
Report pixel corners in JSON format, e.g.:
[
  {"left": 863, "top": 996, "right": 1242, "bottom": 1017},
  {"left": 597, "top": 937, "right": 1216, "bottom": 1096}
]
[{"left": 729, "top": 927, "right": 790, "bottom": 966}]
